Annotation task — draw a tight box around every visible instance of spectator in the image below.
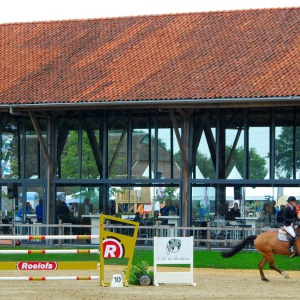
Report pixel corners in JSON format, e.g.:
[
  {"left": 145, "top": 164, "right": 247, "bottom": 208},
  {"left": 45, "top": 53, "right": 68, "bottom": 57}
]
[
  {"left": 225, "top": 203, "right": 241, "bottom": 221},
  {"left": 270, "top": 200, "right": 277, "bottom": 215},
  {"left": 55, "top": 199, "right": 62, "bottom": 223},
  {"left": 35, "top": 198, "right": 43, "bottom": 223},
  {"left": 78, "top": 198, "right": 93, "bottom": 240},
  {"left": 15, "top": 208, "right": 23, "bottom": 222},
  {"left": 276, "top": 204, "right": 285, "bottom": 227},
  {"left": 56, "top": 201, "right": 70, "bottom": 223},
  {"left": 144, "top": 213, "right": 150, "bottom": 221},
  {"left": 152, "top": 210, "right": 160, "bottom": 222},
  {"left": 26, "top": 202, "right": 34, "bottom": 213},
  {"left": 15, "top": 202, "right": 34, "bottom": 222},
  {"left": 200, "top": 204, "right": 206, "bottom": 220},
  {"left": 261, "top": 203, "right": 271, "bottom": 225},
  {"left": 160, "top": 199, "right": 176, "bottom": 224},
  {"left": 133, "top": 212, "right": 143, "bottom": 224},
  {"left": 69, "top": 203, "right": 80, "bottom": 218}
]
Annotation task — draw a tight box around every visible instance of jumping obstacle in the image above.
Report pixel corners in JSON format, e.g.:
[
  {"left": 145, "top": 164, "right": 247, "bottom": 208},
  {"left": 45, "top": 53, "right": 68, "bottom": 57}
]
[
  {"left": 0, "top": 234, "right": 99, "bottom": 277},
  {"left": 0, "top": 214, "right": 140, "bottom": 286}
]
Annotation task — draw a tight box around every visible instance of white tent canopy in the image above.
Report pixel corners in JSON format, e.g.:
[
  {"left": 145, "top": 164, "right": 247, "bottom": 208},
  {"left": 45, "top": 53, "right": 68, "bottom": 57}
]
[
  {"left": 227, "top": 166, "right": 242, "bottom": 179},
  {"left": 66, "top": 194, "right": 81, "bottom": 204}
]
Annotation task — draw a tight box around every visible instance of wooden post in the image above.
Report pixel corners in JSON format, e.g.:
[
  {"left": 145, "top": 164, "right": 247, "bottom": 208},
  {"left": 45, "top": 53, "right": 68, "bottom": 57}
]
[{"left": 207, "top": 221, "right": 211, "bottom": 250}]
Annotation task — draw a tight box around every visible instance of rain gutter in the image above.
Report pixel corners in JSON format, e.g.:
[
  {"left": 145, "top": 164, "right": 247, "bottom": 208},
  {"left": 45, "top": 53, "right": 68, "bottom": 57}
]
[{"left": 3, "top": 96, "right": 300, "bottom": 112}]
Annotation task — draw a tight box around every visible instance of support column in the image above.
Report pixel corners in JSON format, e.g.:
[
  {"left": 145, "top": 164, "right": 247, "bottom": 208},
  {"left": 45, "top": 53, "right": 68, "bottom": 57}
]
[{"left": 170, "top": 109, "right": 193, "bottom": 228}]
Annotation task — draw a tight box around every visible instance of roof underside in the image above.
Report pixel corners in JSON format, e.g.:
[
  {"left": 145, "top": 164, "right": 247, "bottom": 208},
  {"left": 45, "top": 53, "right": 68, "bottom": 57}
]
[{"left": 1, "top": 7, "right": 300, "bottom": 107}]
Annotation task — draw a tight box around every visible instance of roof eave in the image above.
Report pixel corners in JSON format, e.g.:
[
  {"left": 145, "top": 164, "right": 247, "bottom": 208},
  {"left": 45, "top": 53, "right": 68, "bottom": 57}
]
[{"left": 1, "top": 96, "right": 300, "bottom": 112}]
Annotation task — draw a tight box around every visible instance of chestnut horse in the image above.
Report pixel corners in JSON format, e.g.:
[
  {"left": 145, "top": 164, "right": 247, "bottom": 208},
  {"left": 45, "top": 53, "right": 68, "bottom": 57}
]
[{"left": 221, "top": 227, "right": 300, "bottom": 282}]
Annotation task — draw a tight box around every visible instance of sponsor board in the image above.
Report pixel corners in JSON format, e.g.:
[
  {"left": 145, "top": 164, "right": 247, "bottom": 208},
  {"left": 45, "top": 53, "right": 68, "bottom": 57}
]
[
  {"left": 153, "top": 236, "right": 196, "bottom": 286},
  {"left": 103, "top": 238, "right": 124, "bottom": 258},
  {"left": 17, "top": 261, "right": 58, "bottom": 270}
]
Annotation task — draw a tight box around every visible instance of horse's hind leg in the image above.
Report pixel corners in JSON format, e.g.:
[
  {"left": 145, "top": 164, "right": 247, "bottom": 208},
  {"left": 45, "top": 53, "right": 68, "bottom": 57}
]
[
  {"left": 269, "top": 264, "right": 289, "bottom": 279},
  {"left": 258, "top": 256, "right": 269, "bottom": 282},
  {"left": 267, "top": 254, "right": 289, "bottom": 279}
]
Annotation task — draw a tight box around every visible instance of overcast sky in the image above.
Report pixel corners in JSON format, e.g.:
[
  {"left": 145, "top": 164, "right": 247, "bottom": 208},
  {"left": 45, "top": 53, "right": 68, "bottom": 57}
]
[{"left": 1, "top": 0, "right": 300, "bottom": 24}]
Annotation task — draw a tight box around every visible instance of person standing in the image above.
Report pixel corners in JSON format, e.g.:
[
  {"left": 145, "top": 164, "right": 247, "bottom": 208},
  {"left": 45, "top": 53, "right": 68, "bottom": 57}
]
[
  {"left": 276, "top": 204, "right": 285, "bottom": 227},
  {"left": 283, "top": 196, "right": 300, "bottom": 257},
  {"left": 78, "top": 197, "right": 93, "bottom": 218},
  {"left": 56, "top": 201, "right": 70, "bottom": 223},
  {"left": 35, "top": 198, "right": 43, "bottom": 223},
  {"left": 78, "top": 198, "right": 93, "bottom": 240}
]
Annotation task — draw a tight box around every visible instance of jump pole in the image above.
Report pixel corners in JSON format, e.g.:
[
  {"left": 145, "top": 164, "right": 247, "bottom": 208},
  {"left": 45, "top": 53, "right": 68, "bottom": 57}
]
[
  {"left": 0, "top": 249, "right": 99, "bottom": 254},
  {"left": 0, "top": 235, "right": 98, "bottom": 240},
  {"left": 0, "top": 276, "right": 99, "bottom": 281},
  {"left": 0, "top": 261, "right": 98, "bottom": 271},
  {"left": 0, "top": 220, "right": 103, "bottom": 282}
]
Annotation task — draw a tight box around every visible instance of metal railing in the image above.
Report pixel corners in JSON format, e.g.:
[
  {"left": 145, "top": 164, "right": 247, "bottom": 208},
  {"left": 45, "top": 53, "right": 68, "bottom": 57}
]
[{"left": 0, "top": 220, "right": 277, "bottom": 249}]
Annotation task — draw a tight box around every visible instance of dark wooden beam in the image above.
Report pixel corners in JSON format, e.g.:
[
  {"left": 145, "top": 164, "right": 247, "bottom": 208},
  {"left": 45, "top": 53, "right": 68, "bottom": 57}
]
[
  {"left": 29, "top": 111, "right": 54, "bottom": 176},
  {"left": 85, "top": 128, "right": 103, "bottom": 175}
]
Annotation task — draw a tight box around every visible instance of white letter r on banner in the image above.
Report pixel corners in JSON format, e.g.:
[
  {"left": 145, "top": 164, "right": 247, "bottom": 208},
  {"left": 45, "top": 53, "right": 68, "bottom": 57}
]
[{"left": 104, "top": 245, "right": 117, "bottom": 257}]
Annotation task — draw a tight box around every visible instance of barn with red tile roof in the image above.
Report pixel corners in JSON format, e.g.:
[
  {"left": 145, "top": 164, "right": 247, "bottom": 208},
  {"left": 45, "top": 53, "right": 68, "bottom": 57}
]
[{"left": 1, "top": 7, "right": 300, "bottom": 229}]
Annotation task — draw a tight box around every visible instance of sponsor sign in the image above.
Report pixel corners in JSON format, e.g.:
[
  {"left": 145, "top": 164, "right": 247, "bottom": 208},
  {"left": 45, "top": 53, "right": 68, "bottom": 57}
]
[
  {"left": 17, "top": 261, "right": 58, "bottom": 270},
  {"left": 155, "top": 237, "right": 192, "bottom": 264},
  {"left": 153, "top": 236, "right": 195, "bottom": 286},
  {"left": 103, "top": 238, "right": 124, "bottom": 258}
]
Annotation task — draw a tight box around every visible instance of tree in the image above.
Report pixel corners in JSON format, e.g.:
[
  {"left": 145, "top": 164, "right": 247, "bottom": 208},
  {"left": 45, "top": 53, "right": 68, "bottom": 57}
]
[
  {"left": 274, "top": 127, "right": 300, "bottom": 178},
  {"left": 174, "top": 146, "right": 267, "bottom": 179},
  {"left": 225, "top": 146, "right": 267, "bottom": 180},
  {"left": 194, "top": 152, "right": 215, "bottom": 179}
]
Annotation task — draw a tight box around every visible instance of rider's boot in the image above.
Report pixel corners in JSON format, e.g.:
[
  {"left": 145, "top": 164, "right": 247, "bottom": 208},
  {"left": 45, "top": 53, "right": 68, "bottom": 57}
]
[{"left": 289, "top": 237, "right": 296, "bottom": 258}]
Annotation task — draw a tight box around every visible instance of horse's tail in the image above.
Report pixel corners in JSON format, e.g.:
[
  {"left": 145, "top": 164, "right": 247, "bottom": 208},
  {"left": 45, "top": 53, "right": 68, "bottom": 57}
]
[{"left": 221, "top": 235, "right": 257, "bottom": 258}]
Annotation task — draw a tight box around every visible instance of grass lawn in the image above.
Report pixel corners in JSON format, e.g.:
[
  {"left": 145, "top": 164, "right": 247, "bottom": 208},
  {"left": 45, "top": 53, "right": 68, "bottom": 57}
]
[{"left": 0, "top": 247, "right": 298, "bottom": 270}]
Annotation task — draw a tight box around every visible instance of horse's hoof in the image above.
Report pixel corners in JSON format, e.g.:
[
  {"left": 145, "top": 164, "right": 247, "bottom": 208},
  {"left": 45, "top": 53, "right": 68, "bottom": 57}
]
[
  {"left": 261, "top": 277, "right": 269, "bottom": 282},
  {"left": 284, "top": 275, "right": 290, "bottom": 279}
]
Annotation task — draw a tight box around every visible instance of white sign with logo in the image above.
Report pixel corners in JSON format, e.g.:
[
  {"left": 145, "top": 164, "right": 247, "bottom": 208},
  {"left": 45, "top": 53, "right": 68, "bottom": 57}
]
[{"left": 153, "top": 236, "right": 196, "bottom": 286}]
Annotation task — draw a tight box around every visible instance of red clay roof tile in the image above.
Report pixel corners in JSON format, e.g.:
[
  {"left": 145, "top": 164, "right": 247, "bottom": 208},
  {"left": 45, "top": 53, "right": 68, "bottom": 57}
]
[{"left": 0, "top": 7, "right": 300, "bottom": 105}]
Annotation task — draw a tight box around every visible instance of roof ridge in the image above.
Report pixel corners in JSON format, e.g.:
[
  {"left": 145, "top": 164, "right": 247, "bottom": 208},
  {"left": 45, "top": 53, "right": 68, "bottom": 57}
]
[{"left": 0, "top": 6, "right": 299, "bottom": 26}]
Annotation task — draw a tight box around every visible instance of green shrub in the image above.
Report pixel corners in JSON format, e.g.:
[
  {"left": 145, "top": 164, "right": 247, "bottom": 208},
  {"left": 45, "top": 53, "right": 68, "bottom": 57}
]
[{"left": 123, "top": 261, "right": 153, "bottom": 285}]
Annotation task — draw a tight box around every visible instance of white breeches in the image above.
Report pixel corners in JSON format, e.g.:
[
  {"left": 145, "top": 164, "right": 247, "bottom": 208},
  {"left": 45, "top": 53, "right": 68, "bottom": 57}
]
[{"left": 284, "top": 225, "right": 295, "bottom": 237}]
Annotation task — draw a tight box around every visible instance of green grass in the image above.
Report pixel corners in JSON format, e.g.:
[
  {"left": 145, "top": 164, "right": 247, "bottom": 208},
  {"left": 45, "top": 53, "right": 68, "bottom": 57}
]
[
  {"left": 133, "top": 249, "right": 300, "bottom": 270},
  {"left": 0, "top": 246, "right": 299, "bottom": 271}
]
